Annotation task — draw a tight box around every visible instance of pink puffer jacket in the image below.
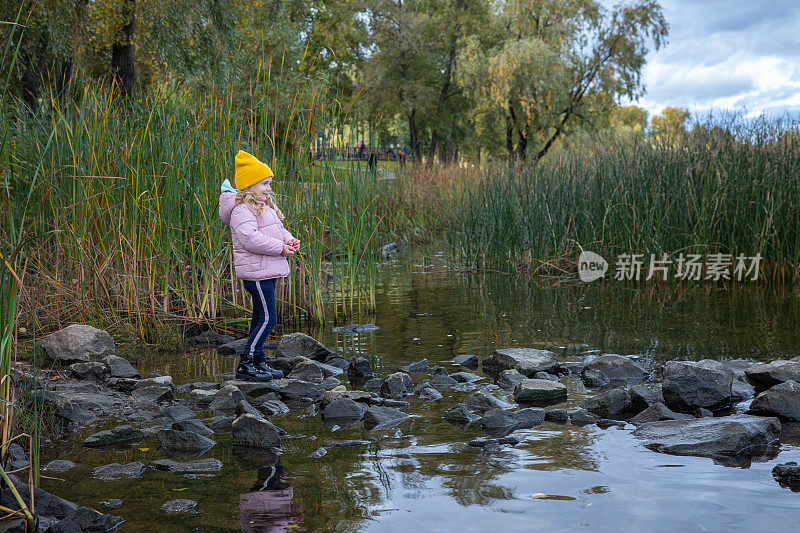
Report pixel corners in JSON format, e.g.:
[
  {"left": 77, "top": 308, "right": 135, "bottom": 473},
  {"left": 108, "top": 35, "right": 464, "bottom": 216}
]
[{"left": 218, "top": 192, "right": 294, "bottom": 280}]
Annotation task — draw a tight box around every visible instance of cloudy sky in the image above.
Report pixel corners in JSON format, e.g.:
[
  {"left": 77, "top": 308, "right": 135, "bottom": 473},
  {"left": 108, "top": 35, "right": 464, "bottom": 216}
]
[{"left": 609, "top": 0, "right": 800, "bottom": 120}]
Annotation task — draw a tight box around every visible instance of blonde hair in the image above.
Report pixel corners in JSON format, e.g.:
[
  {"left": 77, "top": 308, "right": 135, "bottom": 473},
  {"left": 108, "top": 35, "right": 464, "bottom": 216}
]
[{"left": 235, "top": 183, "right": 286, "bottom": 220}]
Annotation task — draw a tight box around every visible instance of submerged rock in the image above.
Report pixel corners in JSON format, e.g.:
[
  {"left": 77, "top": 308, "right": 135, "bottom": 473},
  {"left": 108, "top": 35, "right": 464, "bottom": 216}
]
[
  {"left": 362, "top": 406, "right": 409, "bottom": 430},
  {"left": 481, "top": 408, "right": 545, "bottom": 436},
  {"left": 632, "top": 414, "right": 781, "bottom": 458},
  {"left": 161, "top": 499, "right": 198, "bottom": 514},
  {"left": 662, "top": 360, "right": 734, "bottom": 413},
  {"left": 42, "top": 325, "right": 116, "bottom": 364},
  {"left": 451, "top": 372, "right": 482, "bottom": 383},
  {"left": 41, "top": 460, "right": 76, "bottom": 473},
  {"left": 92, "top": 462, "right": 146, "bottom": 481},
  {"left": 48, "top": 506, "right": 125, "bottom": 532},
  {"left": 468, "top": 436, "right": 521, "bottom": 449},
  {"left": 444, "top": 403, "right": 482, "bottom": 426},
  {"left": 156, "top": 429, "right": 215, "bottom": 453},
  {"left": 482, "top": 348, "right": 559, "bottom": 377},
  {"left": 83, "top": 425, "right": 146, "bottom": 448},
  {"left": 150, "top": 458, "right": 223, "bottom": 473},
  {"left": 773, "top": 462, "right": 800, "bottom": 491}
]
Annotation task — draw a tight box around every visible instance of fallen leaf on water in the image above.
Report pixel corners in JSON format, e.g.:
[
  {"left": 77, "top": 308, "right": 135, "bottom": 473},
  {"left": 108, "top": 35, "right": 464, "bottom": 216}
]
[
  {"left": 138, "top": 447, "right": 149, "bottom": 451},
  {"left": 531, "top": 493, "right": 547, "bottom": 499},
  {"left": 172, "top": 488, "right": 188, "bottom": 491}
]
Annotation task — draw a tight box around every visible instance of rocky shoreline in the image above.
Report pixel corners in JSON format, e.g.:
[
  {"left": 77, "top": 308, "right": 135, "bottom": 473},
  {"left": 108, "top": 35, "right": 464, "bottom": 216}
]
[{"left": 5, "top": 324, "right": 800, "bottom": 531}]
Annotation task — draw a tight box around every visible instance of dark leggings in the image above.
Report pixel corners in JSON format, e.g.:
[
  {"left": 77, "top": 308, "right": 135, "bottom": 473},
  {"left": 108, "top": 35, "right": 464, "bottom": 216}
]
[{"left": 242, "top": 278, "right": 277, "bottom": 362}]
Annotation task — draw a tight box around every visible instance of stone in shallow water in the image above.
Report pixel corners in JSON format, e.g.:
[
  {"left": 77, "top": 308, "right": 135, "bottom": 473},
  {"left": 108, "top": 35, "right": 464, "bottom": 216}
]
[
  {"left": 773, "top": 462, "right": 800, "bottom": 491},
  {"left": 83, "top": 425, "right": 147, "bottom": 448},
  {"left": 92, "top": 462, "right": 146, "bottom": 481},
  {"left": 482, "top": 348, "right": 559, "bottom": 377},
  {"left": 632, "top": 414, "right": 781, "bottom": 458},
  {"left": 545, "top": 409, "right": 569, "bottom": 424},
  {"left": 161, "top": 499, "right": 198, "bottom": 514},
  {"left": 444, "top": 403, "right": 481, "bottom": 425},
  {"left": 150, "top": 458, "right": 223, "bottom": 473},
  {"left": 514, "top": 379, "right": 568, "bottom": 404},
  {"left": 451, "top": 372, "right": 482, "bottom": 383},
  {"left": 452, "top": 354, "right": 479, "bottom": 369},
  {"left": 103, "top": 354, "right": 140, "bottom": 379},
  {"left": 102, "top": 499, "right": 123, "bottom": 509},
  {"left": 745, "top": 360, "right": 800, "bottom": 388},
  {"left": 323, "top": 398, "right": 368, "bottom": 420},
  {"left": 481, "top": 408, "right": 545, "bottom": 436},
  {"left": 569, "top": 408, "right": 598, "bottom": 427},
  {"left": 49, "top": 507, "right": 125, "bottom": 532},
  {"left": 41, "top": 460, "right": 76, "bottom": 473},
  {"left": 496, "top": 369, "right": 526, "bottom": 390},
  {"left": 363, "top": 406, "right": 409, "bottom": 430},
  {"left": 209, "top": 384, "right": 246, "bottom": 411},
  {"left": 156, "top": 429, "right": 215, "bottom": 453},
  {"left": 468, "top": 436, "right": 521, "bottom": 448},
  {"left": 582, "top": 354, "right": 647, "bottom": 384},
  {"left": 42, "top": 324, "right": 115, "bottom": 364},
  {"left": 155, "top": 405, "right": 196, "bottom": 424},
  {"left": 583, "top": 387, "right": 632, "bottom": 419},
  {"left": 630, "top": 384, "right": 664, "bottom": 412},
  {"left": 662, "top": 360, "right": 734, "bottom": 413},
  {"left": 401, "top": 359, "right": 429, "bottom": 373},
  {"left": 231, "top": 413, "right": 282, "bottom": 448},
  {"left": 629, "top": 403, "right": 694, "bottom": 425},
  {"left": 749, "top": 380, "right": 800, "bottom": 421},
  {"left": 464, "top": 390, "right": 514, "bottom": 414}
]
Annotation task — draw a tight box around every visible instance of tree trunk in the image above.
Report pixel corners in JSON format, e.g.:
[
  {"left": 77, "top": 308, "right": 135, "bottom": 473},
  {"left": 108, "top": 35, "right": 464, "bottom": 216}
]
[
  {"left": 111, "top": 0, "right": 137, "bottom": 99},
  {"left": 517, "top": 129, "right": 527, "bottom": 162},
  {"left": 408, "top": 109, "right": 420, "bottom": 163},
  {"left": 506, "top": 114, "right": 514, "bottom": 160}
]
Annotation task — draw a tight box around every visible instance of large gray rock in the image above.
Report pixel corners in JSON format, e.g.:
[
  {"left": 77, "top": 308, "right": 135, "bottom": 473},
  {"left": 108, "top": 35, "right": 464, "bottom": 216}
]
[
  {"left": 630, "top": 384, "right": 664, "bottom": 412},
  {"left": 156, "top": 429, "right": 215, "bottom": 453},
  {"left": 428, "top": 374, "right": 459, "bottom": 391},
  {"left": 154, "top": 405, "right": 196, "bottom": 424},
  {"left": 569, "top": 408, "right": 599, "bottom": 427},
  {"left": 482, "top": 348, "right": 559, "bottom": 377},
  {"left": 231, "top": 413, "right": 282, "bottom": 448},
  {"left": 749, "top": 380, "right": 800, "bottom": 421},
  {"left": 172, "top": 419, "right": 214, "bottom": 437},
  {"left": 323, "top": 398, "right": 368, "bottom": 420},
  {"left": 47, "top": 507, "right": 125, "bottom": 532},
  {"left": 83, "top": 426, "right": 146, "bottom": 448},
  {"left": 347, "top": 357, "right": 375, "bottom": 381},
  {"left": 363, "top": 406, "right": 409, "bottom": 430},
  {"left": 209, "top": 384, "right": 247, "bottom": 411},
  {"left": 150, "top": 458, "right": 223, "bottom": 473},
  {"left": 30, "top": 390, "right": 93, "bottom": 425},
  {"left": 745, "top": 360, "right": 800, "bottom": 388},
  {"left": 70, "top": 362, "right": 109, "bottom": 381},
  {"left": 581, "top": 369, "right": 610, "bottom": 388},
  {"left": 266, "top": 378, "right": 325, "bottom": 401},
  {"left": 582, "top": 354, "right": 647, "bottom": 384},
  {"left": 496, "top": 369, "right": 526, "bottom": 390},
  {"left": 186, "top": 389, "right": 216, "bottom": 406},
  {"left": 287, "top": 359, "right": 325, "bottom": 382},
  {"left": 481, "top": 408, "right": 545, "bottom": 435},
  {"left": 401, "top": 359, "right": 429, "bottom": 373},
  {"left": 217, "top": 337, "right": 248, "bottom": 355},
  {"left": 92, "top": 462, "right": 146, "bottom": 481},
  {"left": 452, "top": 354, "right": 479, "bottom": 369},
  {"left": 2, "top": 474, "right": 77, "bottom": 519},
  {"left": 278, "top": 332, "right": 334, "bottom": 361},
  {"left": 103, "top": 355, "right": 140, "bottom": 379},
  {"left": 42, "top": 325, "right": 115, "bottom": 364},
  {"left": 134, "top": 375, "right": 175, "bottom": 390},
  {"left": 381, "top": 372, "right": 413, "bottom": 399},
  {"left": 254, "top": 398, "right": 290, "bottom": 418},
  {"left": 773, "top": 462, "right": 800, "bottom": 490},
  {"left": 632, "top": 414, "right": 781, "bottom": 458},
  {"left": 514, "top": 379, "right": 568, "bottom": 404},
  {"left": 662, "top": 360, "right": 733, "bottom": 413},
  {"left": 583, "top": 387, "right": 632, "bottom": 419},
  {"left": 323, "top": 387, "right": 373, "bottom": 404},
  {"left": 463, "top": 390, "right": 514, "bottom": 414},
  {"left": 132, "top": 385, "right": 173, "bottom": 403},
  {"left": 732, "top": 379, "right": 756, "bottom": 402}
]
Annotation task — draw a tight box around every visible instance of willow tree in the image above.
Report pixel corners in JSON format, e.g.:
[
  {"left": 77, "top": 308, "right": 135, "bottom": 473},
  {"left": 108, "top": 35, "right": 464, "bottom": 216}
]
[{"left": 456, "top": 0, "right": 668, "bottom": 163}]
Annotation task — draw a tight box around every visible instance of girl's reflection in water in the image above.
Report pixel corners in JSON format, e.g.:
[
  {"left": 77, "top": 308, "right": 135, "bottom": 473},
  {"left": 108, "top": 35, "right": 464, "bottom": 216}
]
[{"left": 239, "top": 457, "right": 304, "bottom": 532}]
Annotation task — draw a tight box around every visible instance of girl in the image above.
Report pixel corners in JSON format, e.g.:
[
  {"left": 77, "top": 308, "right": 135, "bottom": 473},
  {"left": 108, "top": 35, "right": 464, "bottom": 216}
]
[{"left": 219, "top": 150, "right": 300, "bottom": 381}]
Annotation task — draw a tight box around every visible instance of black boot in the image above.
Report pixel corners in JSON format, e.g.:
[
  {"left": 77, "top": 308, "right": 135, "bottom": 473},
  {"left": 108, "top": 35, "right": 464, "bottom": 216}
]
[
  {"left": 236, "top": 355, "right": 274, "bottom": 382},
  {"left": 255, "top": 358, "right": 285, "bottom": 379}
]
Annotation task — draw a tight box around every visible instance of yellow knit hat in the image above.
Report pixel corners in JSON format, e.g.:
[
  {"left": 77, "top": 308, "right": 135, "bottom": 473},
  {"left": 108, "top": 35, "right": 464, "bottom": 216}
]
[{"left": 234, "top": 150, "right": 274, "bottom": 190}]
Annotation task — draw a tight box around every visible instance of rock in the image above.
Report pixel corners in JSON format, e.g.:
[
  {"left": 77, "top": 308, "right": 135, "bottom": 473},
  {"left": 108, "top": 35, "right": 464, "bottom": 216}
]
[
  {"left": 401, "top": 359, "right": 429, "bottom": 373},
  {"left": 42, "top": 325, "right": 115, "bottom": 364},
  {"left": 134, "top": 375, "right": 175, "bottom": 390},
  {"left": 132, "top": 386, "right": 173, "bottom": 403},
  {"left": 186, "top": 389, "right": 216, "bottom": 406},
  {"left": 429, "top": 374, "right": 459, "bottom": 391},
  {"left": 332, "top": 323, "right": 380, "bottom": 335},
  {"left": 545, "top": 409, "right": 569, "bottom": 424},
  {"left": 581, "top": 369, "right": 610, "bottom": 388},
  {"left": 583, "top": 387, "right": 632, "bottom": 419},
  {"left": 221, "top": 380, "right": 274, "bottom": 398},
  {"left": 217, "top": 337, "right": 248, "bottom": 355},
  {"left": 362, "top": 378, "right": 382, "bottom": 392},
  {"left": 309, "top": 447, "right": 328, "bottom": 459},
  {"left": 4, "top": 443, "right": 27, "bottom": 471},
  {"left": 235, "top": 400, "right": 264, "bottom": 419},
  {"left": 156, "top": 429, "right": 215, "bottom": 453},
  {"left": 69, "top": 362, "right": 108, "bottom": 381},
  {"left": 443, "top": 403, "right": 481, "bottom": 425},
  {"left": 41, "top": 460, "right": 76, "bottom": 473},
  {"left": 416, "top": 386, "right": 443, "bottom": 401},
  {"left": 597, "top": 419, "right": 627, "bottom": 429},
  {"left": 348, "top": 357, "right": 375, "bottom": 381},
  {"left": 451, "top": 372, "right": 481, "bottom": 384},
  {"left": 373, "top": 398, "right": 409, "bottom": 408},
  {"left": 582, "top": 354, "right": 647, "bottom": 384},
  {"left": 209, "top": 384, "right": 246, "bottom": 411},
  {"left": 452, "top": 354, "right": 479, "bottom": 369},
  {"left": 496, "top": 369, "right": 526, "bottom": 390},
  {"left": 533, "top": 371, "right": 559, "bottom": 382},
  {"left": 161, "top": 499, "right": 197, "bottom": 514},
  {"left": 103, "top": 355, "right": 140, "bottom": 379},
  {"left": 431, "top": 366, "right": 449, "bottom": 376},
  {"left": 323, "top": 388, "right": 373, "bottom": 404},
  {"left": 632, "top": 414, "right": 781, "bottom": 457},
  {"left": 207, "top": 416, "right": 234, "bottom": 432},
  {"left": 629, "top": 403, "right": 694, "bottom": 425},
  {"left": 155, "top": 405, "right": 196, "bottom": 424},
  {"left": 330, "top": 440, "right": 371, "bottom": 448},
  {"left": 773, "top": 462, "right": 800, "bottom": 490},
  {"left": 231, "top": 414, "right": 282, "bottom": 448},
  {"left": 514, "top": 379, "right": 568, "bottom": 404},
  {"left": 47, "top": 507, "right": 124, "bottom": 532},
  {"left": 92, "top": 462, "right": 146, "bottom": 481},
  {"left": 380, "top": 241, "right": 399, "bottom": 258},
  {"left": 106, "top": 378, "right": 139, "bottom": 394},
  {"left": 381, "top": 372, "right": 412, "bottom": 399},
  {"left": 362, "top": 406, "right": 409, "bottom": 430},
  {"left": 481, "top": 408, "right": 545, "bottom": 435},
  {"left": 749, "top": 380, "right": 800, "bottom": 421},
  {"left": 463, "top": 390, "right": 514, "bottom": 414},
  {"left": 255, "top": 399, "right": 290, "bottom": 418},
  {"left": 266, "top": 378, "right": 325, "bottom": 401},
  {"left": 323, "top": 398, "right": 368, "bottom": 420},
  {"left": 630, "top": 384, "right": 664, "bottom": 412},
  {"left": 732, "top": 379, "right": 756, "bottom": 402},
  {"left": 30, "top": 390, "right": 93, "bottom": 425},
  {"left": 83, "top": 425, "right": 146, "bottom": 448},
  {"left": 745, "top": 360, "right": 800, "bottom": 388},
  {"left": 694, "top": 408, "right": 714, "bottom": 418},
  {"left": 287, "top": 359, "right": 325, "bottom": 382},
  {"left": 102, "top": 499, "right": 123, "bottom": 509},
  {"left": 149, "top": 458, "right": 223, "bottom": 473},
  {"left": 662, "top": 360, "right": 734, "bottom": 413},
  {"left": 569, "top": 408, "right": 598, "bottom": 427},
  {"left": 278, "top": 332, "right": 335, "bottom": 362},
  {"left": 482, "top": 348, "right": 559, "bottom": 377},
  {"left": 232, "top": 447, "right": 281, "bottom": 471},
  {"left": 172, "top": 419, "right": 214, "bottom": 437},
  {"left": 468, "top": 436, "right": 521, "bottom": 448},
  {"left": 2, "top": 474, "right": 77, "bottom": 520}
]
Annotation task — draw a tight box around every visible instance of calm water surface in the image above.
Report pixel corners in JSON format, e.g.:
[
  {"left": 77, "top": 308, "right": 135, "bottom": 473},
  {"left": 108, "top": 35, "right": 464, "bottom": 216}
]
[{"left": 41, "top": 257, "right": 800, "bottom": 532}]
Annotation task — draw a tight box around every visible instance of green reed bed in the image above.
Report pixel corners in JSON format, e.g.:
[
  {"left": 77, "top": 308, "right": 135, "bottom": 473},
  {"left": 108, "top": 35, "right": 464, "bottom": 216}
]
[{"left": 452, "top": 120, "right": 800, "bottom": 282}]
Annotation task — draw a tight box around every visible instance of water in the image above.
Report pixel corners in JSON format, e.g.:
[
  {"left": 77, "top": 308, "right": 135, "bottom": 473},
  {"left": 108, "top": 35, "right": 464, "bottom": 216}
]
[{"left": 40, "top": 258, "right": 800, "bottom": 531}]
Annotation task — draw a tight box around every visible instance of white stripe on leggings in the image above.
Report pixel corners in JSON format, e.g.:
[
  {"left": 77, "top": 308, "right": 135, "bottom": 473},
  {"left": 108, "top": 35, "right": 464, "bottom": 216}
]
[{"left": 249, "top": 280, "right": 270, "bottom": 357}]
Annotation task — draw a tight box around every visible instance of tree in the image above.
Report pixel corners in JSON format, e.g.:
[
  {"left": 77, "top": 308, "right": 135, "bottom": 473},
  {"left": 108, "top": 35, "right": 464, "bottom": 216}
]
[
  {"left": 649, "top": 106, "right": 689, "bottom": 146},
  {"left": 456, "top": 0, "right": 668, "bottom": 163}
]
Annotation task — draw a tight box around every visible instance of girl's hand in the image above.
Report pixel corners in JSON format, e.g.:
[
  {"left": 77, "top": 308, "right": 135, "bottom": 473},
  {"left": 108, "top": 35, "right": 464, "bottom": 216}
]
[
  {"left": 288, "top": 238, "right": 300, "bottom": 251},
  {"left": 281, "top": 244, "right": 296, "bottom": 257}
]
